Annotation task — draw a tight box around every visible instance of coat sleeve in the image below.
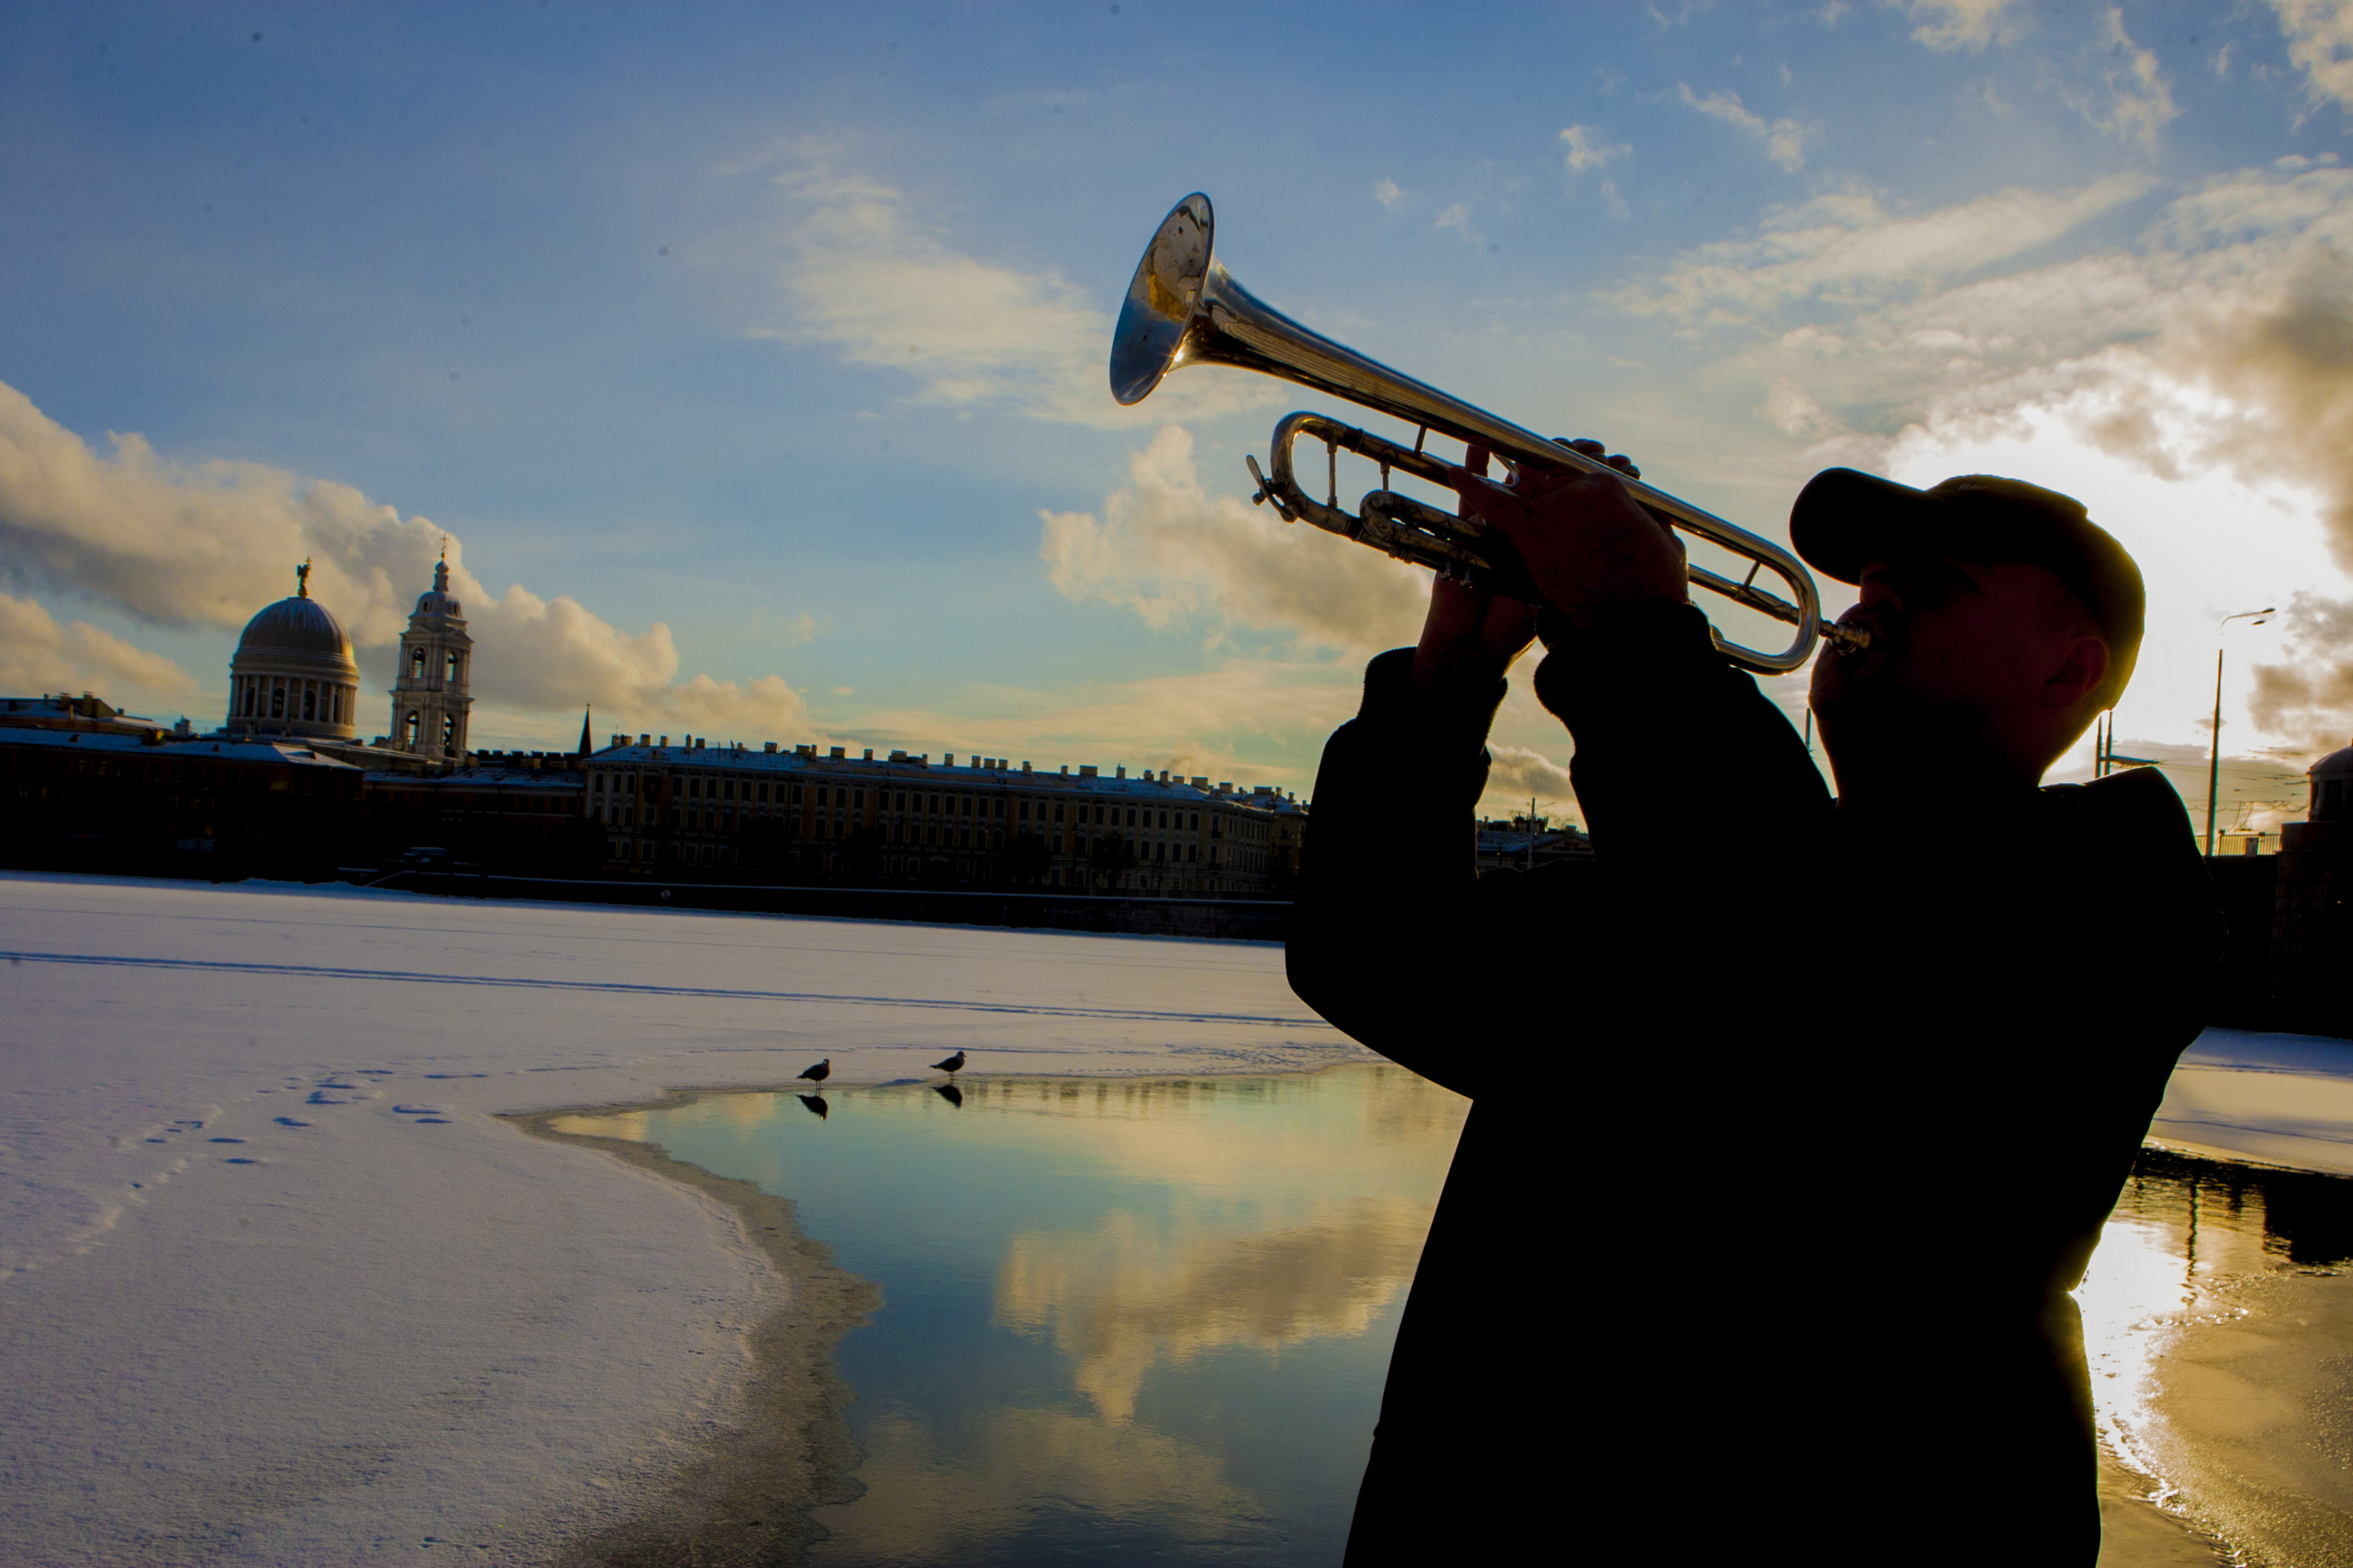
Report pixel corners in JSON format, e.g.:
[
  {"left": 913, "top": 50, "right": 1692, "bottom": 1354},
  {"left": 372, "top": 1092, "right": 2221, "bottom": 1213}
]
[{"left": 1287, "top": 606, "right": 1835, "bottom": 1100}]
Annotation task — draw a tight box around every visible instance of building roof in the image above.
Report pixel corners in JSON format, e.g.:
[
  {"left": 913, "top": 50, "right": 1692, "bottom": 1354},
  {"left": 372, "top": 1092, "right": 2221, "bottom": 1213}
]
[
  {"left": 0, "top": 726, "right": 362, "bottom": 770},
  {"left": 585, "top": 743, "right": 1303, "bottom": 809},
  {"left": 238, "top": 595, "right": 357, "bottom": 663}
]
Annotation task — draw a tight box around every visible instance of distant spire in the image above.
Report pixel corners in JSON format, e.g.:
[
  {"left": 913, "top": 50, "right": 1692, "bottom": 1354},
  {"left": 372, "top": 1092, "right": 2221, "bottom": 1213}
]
[
  {"left": 576, "top": 704, "right": 593, "bottom": 756},
  {"left": 296, "top": 558, "right": 312, "bottom": 598}
]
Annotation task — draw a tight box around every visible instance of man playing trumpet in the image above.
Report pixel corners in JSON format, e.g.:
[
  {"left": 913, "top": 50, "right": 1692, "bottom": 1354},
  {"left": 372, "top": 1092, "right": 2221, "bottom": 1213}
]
[{"left": 1288, "top": 452, "right": 2220, "bottom": 1564}]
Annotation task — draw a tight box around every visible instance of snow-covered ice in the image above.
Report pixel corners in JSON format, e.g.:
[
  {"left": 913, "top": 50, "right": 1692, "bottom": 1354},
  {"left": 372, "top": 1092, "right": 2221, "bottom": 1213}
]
[
  {"left": 2, "top": 870, "right": 2346, "bottom": 1565},
  {"left": 0, "top": 873, "right": 1363, "bottom": 1566},
  {"left": 2149, "top": 1028, "right": 2353, "bottom": 1175}
]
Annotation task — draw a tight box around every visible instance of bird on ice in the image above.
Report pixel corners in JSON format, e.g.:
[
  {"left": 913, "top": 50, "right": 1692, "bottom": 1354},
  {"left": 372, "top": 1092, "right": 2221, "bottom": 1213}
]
[
  {"left": 799, "top": 1058, "right": 832, "bottom": 1086},
  {"left": 932, "top": 1051, "right": 966, "bottom": 1075}
]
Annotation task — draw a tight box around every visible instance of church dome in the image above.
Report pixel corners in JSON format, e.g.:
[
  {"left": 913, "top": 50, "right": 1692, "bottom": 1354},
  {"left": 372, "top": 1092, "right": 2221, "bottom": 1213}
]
[
  {"left": 238, "top": 595, "right": 357, "bottom": 664},
  {"left": 225, "top": 562, "right": 363, "bottom": 743}
]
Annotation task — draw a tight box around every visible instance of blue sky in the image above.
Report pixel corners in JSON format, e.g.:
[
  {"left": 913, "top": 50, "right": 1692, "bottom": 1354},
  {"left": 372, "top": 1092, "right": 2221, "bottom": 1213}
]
[{"left": 3, "top": 1, "right": 2350, "bottom": 829}]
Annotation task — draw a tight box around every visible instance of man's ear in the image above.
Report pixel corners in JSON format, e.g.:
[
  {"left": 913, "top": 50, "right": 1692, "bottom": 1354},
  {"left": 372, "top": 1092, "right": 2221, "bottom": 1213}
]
[{"left": 2040, "top": 634, "right": 2110, "bottom": 710}]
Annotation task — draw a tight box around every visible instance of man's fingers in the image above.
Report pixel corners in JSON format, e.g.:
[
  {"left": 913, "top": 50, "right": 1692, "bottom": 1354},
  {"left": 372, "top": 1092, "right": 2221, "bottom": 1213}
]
[{"left": 1553, "top": 436, "right": 1642, "bottom": 482}]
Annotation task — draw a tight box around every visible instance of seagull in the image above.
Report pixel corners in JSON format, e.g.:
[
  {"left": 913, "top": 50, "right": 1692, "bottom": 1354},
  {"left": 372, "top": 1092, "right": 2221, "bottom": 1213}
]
[
  {"left": 798, "top": 1058, "right": 832, "bottom": 1086},
  {"left": 932, "top": 1050, "right": 966, "bottom": 1075}
]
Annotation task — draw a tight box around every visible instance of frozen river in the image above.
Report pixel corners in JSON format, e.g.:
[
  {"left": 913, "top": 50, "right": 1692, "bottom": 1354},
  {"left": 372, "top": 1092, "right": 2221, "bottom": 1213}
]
[
  {"left": 4, "top": 872, "right": 2352, "bottom": 1566},
  {"left": 0, "top": 873, "right": 1365, "bottom": 1566}
]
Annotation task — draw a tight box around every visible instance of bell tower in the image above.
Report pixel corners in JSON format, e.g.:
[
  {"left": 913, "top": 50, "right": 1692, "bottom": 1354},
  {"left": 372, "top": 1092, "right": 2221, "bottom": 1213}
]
[{"left": 389, "top": 551, "right": 474, "bottom": 759}]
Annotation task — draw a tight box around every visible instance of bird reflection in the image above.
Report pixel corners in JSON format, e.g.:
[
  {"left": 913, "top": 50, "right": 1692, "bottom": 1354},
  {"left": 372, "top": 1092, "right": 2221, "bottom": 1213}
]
[
  {"left": 933, "top": 1083, "right": 964, "bottom": 1109},
  {"left": 798, "top": 1094, "right": 829, "bottom": 1120}
]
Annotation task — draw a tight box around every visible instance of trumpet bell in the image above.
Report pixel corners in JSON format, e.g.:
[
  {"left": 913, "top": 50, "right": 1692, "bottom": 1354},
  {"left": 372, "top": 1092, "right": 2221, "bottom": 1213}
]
[{"left": 1110, "top": 194, "right": 1215, "bottom": 407}]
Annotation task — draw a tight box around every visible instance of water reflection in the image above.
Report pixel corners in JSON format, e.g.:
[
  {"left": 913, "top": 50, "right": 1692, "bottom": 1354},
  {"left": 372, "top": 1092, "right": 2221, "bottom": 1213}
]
[
  {"left": 2075, "top": 1148, "right": 2353, "bottom": 1561},
  {"left": 557, "top": 1063, "right": 1465, "bottom": 1567},
  {"left": 995, "top": 1198, "right": 1428, "bottom": 1423},
  {"left": 799, "top": 1093, "right": 829, "bottom": 1120}
]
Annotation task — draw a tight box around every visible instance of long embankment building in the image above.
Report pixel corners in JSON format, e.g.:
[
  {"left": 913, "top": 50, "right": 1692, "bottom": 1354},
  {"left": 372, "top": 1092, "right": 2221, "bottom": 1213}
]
[{"left": 583, "top": 739, "right": 1302, "bottom": 898}]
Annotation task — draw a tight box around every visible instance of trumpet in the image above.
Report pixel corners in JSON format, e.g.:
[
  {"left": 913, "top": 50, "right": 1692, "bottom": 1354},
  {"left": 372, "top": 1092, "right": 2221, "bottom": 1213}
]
[{"left": 1108, "top": 193, "right": 1864, "bottom": 676}]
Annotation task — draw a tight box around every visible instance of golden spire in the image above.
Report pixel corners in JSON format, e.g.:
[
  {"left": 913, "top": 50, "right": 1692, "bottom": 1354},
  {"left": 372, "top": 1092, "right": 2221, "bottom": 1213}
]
[{"left": 296, "top": 558, "right": 312, "bottom": 598}]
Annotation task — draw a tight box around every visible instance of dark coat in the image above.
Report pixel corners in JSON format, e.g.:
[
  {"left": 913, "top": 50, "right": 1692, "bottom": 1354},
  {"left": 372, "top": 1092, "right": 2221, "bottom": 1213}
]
[{"left": 1288, "top": 605, "right": 2219, "bottom": 1565}]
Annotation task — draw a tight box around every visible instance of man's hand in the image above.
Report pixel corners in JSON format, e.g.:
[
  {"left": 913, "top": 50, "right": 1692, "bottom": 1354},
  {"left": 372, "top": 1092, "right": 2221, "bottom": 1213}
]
[
  {"left": 1410, "top": 448, "right": 1538, "bottom": 692},
  {"left": 1457, "top": 439, "right": 1687, "bottom": 635}
]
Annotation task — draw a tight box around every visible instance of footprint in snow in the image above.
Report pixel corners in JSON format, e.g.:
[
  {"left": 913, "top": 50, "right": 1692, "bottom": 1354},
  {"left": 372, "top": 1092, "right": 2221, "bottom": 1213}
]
[
  {"left": 414, "top": 1118, "right": 452, "bottom": 1124},
  {"left": 393, "top": 1106, "right": 446, "bottom": 1115},
  {"left": 316, "top": 1081, "right": 359, "bottom": 1090},
  {"left": 307, "top": 1092, "right": 351, "bottom": 1105},
  {"left": 209, "top": 1137, "right": 246, "bottom": 1144},
  {"left": 424, "top": 1073, "right": 489, "bottom": 1080},
  {"left": 274, "top": 1117, "right": 310, "bottom": 1128},
  {"left": 224, "top": 1157, "right": 259, "bottom": 1164}
]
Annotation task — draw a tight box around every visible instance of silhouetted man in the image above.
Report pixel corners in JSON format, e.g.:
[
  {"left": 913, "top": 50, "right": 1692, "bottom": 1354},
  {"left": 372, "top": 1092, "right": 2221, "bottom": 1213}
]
[{"left": 1289, "top": 454, "right": 2219, "bottom": 1564}]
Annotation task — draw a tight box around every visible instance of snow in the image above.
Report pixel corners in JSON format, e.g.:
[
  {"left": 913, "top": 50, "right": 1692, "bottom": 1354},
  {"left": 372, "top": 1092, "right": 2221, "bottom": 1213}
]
[{"left": 0, "top": 873, "right": 1362, "bottom": 1567}]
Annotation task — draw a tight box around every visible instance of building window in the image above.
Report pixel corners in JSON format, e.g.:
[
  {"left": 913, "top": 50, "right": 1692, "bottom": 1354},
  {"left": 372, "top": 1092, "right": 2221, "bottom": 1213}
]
[
  {"left": 411, "top": 648, "right": 426, "bottom": 680},
  {"left": 404, "top": 712, "right": 421, "bottom": 747},
  {"left": 854, "top": 789, "right": 865, "bottom": 809},
  {"left": 302, "top": 685, "right": 316, "bottom": 720},
  {"left": 271, "top": 681, "right": 286, "bottom": 718},
  {"left": 441, "top": 715, "right": 457, "bottom": 753},
  {"left": 446, "top": 651, "right": 461, "bottom": 683}
]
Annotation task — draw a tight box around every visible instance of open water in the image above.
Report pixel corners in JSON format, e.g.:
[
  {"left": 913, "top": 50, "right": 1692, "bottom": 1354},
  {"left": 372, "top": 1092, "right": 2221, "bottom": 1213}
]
[{"left": 556, "top": 1063, "right": 1465, "bottom": 1566}]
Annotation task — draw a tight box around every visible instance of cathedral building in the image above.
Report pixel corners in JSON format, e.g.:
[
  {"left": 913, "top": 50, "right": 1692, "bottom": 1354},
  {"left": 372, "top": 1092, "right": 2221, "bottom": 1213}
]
[{"left": 389, "top": 556, "right": 474, "bottom": 759}]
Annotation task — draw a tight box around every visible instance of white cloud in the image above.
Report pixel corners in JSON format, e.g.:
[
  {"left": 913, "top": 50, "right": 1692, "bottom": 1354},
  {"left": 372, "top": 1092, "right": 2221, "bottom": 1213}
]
[
  {"left": 1899, "top": 0, "right": 2025, "bottom": 51},
  {"left": 1432, "top": 203, "right": 1488, "bottom": 249},
  {"left": 1605, "top": 174, "right": 2154, "bottom": 326},
  {"left": 0, "top": 381, "right": 813, "bottom": 741},
  {"left": 1560, "top": 125, "right": 1630, "bottom": 176},
  {"left": 0, "top": 590, "right": 197, "bottom": 711},
  {"left": 1040, "top": 425, "right": 1428, "bottom": 657},
  {"left": 2065, "top": 8, "right": 2179, "bottom": 157},
  {"left": 1374, "top": 177, "right": 1407, "bottom": 211},
  {"left": 1484, "top": 744, "right": 1578, "bottom": 810},
  {"left": 1674, "top": 84, "right": 1812, "bottom": 172},
  {"left": 747, "top": 142, "right": 1270, "bottom": 430},
  {"left": 2269, "top": 0, "right": 2353, "bottom": 117}
]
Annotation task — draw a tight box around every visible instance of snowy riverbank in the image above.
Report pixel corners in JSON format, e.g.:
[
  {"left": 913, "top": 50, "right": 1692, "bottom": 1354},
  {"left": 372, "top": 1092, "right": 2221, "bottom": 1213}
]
[{"left": 0, "top": 873, "right": 1365, "bottom": 1566}]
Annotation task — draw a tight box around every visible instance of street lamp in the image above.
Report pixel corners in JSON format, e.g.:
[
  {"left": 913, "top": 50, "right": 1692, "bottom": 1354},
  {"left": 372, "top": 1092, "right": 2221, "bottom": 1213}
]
[{"left": 2207, "top": 607, "right": 2275, "bottom": 856}]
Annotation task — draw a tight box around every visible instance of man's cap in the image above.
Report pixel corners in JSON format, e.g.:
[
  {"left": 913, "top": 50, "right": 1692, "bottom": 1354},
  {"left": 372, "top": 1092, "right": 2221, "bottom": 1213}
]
[{"left": 1790, "top": 468, "right": 2144, "bottom": 706}]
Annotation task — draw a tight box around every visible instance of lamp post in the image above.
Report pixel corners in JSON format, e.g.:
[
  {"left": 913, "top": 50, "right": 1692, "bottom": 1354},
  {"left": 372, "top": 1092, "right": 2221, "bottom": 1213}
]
[{"left": 2207, "top": 608, "right": 2274, "bottom": 856}]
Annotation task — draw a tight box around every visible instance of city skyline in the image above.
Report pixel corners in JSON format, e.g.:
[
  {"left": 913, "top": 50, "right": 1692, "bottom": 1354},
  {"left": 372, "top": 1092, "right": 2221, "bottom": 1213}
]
[{"left": 3, "top": 1, "right": 2350, "bottom": 824}]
